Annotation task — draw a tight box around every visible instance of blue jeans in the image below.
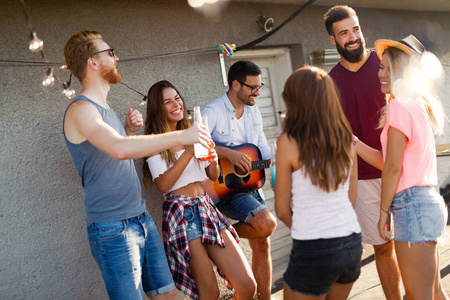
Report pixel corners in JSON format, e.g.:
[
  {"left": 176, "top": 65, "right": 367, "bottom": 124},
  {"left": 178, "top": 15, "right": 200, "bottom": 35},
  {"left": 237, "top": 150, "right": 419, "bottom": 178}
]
[
  {"left": 215, "top": 190, "right": 266, "bottom": 223},
  {"left": 391, "top": 186, "right": 447, "bottom": 243},
  {"left": 87, "top": 211, "right": 175, "bottom": 299}
]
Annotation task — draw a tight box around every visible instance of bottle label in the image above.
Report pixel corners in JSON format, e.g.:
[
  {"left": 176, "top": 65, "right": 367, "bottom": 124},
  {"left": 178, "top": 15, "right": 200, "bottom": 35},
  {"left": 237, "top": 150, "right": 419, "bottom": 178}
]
[{"left": 194, "top": 143, "right": 209, "bottom": 158}]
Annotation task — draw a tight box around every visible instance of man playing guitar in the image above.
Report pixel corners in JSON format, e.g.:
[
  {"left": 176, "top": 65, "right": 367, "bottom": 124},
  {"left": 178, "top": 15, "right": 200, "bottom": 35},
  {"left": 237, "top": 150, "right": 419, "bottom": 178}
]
[{"left": 202, "top": 60, "right": 276, "bottom": 300}]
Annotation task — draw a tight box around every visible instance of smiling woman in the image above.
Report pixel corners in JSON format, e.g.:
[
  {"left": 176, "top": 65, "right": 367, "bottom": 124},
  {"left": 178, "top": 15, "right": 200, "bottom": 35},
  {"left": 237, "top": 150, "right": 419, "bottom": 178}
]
[
  {"left": 142, "top": 80, "right": 257, "bottom": 300},
  {"left": 354, "top": 35, "right": 448, "bottom": 299}
]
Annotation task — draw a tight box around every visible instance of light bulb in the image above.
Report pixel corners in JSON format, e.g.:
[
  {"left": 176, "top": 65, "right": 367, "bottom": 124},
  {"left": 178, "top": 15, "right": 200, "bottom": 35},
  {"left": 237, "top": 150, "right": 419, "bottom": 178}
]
[
  {"left": 42, "top": 68, "right": 55, "bottom": 87},
  {"left": 187, "top": 0, "right": 205, "bottom": 8},
  {"left": 63, "top": 88, "right": 76, "bottom": 99},
  {"left": 60, "top": 65, "right": 68, "bottom": 70},
  {"left": 139, "top": 100, "right": 147, "bottom": 107},
  {"left": 29, "top": 32, "right": 43, "bottom": 52},
  {"left": 62, "top": 83, "right": 75, "bottom": 99}
]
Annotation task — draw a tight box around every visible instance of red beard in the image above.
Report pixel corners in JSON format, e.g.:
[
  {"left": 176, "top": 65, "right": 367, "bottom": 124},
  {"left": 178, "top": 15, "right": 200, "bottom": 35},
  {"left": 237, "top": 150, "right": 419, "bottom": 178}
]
[{"left": 101, "top": 64, "right": 122, "bottom": 84}]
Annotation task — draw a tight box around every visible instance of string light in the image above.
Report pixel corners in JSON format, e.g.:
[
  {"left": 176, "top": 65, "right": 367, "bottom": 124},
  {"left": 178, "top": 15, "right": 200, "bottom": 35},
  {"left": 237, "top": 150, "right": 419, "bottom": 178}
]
[
  {"left": 187, "top": 0, "right": 205, "bottom": 8},
  {"left": 21, "top": 0, "right": 75, "bottom": 98},
  {"left": 29, "top": 32, "right": 43, "bottom": 52},
  {"left": 62, "top": 83, "right": 75, "bottom": 99},
  {"left": 42, "top": 68, "right": 55, "bottom": 86},
  {"left": 139, "top": 97, "right": 147, "bottom": 107}
]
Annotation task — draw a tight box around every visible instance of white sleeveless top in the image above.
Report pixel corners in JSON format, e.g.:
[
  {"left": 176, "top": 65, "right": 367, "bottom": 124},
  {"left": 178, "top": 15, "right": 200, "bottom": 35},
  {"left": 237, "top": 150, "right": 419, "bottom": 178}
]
[
  {"left": 147, "top": 150, "right": 209, "bottom": 194},
  {"left": 290, "top": 168, "right": 360, "bottom": 240}
]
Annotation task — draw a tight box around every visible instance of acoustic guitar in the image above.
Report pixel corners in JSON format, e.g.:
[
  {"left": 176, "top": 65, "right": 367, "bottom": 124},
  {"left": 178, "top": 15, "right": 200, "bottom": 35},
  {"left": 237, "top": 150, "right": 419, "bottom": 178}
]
[{"left": 202, "top": 143, "right": 271, "bottom": 203}]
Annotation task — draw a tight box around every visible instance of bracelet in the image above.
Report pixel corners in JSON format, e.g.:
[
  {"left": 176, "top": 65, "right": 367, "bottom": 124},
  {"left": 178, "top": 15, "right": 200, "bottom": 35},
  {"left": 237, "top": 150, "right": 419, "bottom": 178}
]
[
  {"left": 380, "top": 206, "right": 390, "bottom": 215},
  {"left": 352, "top": 135, "right": 359, "bottom": 146}
]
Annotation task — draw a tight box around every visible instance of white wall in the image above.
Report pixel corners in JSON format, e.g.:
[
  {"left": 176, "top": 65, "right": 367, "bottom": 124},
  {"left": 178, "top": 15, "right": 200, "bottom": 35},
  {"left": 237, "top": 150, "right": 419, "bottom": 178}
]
[{"left": 0, "top": 1, "right": 449, "bottom": 298}]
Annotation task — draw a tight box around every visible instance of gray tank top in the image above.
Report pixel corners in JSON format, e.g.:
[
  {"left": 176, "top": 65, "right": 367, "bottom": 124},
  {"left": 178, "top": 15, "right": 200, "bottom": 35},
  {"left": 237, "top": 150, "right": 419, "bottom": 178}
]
[{"left": 63, "top": 95, "right": 145, "bottom": 223}]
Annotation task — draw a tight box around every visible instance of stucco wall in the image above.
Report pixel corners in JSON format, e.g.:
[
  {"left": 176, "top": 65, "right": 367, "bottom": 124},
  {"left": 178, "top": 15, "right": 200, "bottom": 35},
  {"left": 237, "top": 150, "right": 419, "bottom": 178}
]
[{"left": 0, "top": 0, "right": 449, "bottom": 299}]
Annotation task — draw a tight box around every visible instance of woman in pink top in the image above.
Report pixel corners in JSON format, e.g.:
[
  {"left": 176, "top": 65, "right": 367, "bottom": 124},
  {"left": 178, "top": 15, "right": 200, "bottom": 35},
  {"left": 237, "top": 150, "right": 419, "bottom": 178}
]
[{"left": 354, "top": 35, "right": 448, "bottom": 299}]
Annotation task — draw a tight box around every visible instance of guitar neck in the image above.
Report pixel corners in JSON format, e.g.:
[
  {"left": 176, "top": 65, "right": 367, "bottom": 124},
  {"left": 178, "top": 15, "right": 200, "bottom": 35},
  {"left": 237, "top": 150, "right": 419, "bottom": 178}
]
[{"left": 251, "top": 159, "right": 271, "bottom": 170}]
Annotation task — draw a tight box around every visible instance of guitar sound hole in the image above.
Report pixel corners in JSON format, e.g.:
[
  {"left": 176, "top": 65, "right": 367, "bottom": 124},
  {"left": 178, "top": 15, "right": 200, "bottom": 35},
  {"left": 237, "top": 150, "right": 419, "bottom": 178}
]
[
  {"left": 232, "top": 165, "right": 249, "bottom": 177},
  {"left": 225, "top": 173, "right": 250, "bottom": 189}
]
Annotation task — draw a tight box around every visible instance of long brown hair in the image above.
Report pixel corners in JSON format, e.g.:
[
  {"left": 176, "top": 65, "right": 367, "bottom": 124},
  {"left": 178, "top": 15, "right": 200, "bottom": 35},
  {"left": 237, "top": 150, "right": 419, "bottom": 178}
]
[
  {"left": 282, "top": 66, "right": 353, "bottom": 192},
  {"left": 142, "top": 80, "right": 191, "bottom": 187}
]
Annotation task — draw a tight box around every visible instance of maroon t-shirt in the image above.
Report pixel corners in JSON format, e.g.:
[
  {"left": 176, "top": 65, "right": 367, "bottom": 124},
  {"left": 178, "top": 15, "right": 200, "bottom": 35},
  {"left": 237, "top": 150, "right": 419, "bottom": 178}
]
[{"left": 329, "top": 50, "right": 385, "bottom": 180}]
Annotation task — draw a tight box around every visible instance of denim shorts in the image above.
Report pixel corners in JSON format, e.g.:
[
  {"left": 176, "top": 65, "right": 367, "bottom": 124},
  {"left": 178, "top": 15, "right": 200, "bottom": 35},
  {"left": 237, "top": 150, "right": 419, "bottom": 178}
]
[
  {"left": 87, "top": 211, "right": 175, "bottom": 299},
  {"left": 184, "top": 204, "right": 227, "bottom": 241},
  {"left": 284, "top": 233, "right": 362, "bottom": 296},
  {"left": 215, "top": 190, "right": 266, "bottom": 223},
  {"left": 391, "top": 186, "right": 447, "bottom": 243}
]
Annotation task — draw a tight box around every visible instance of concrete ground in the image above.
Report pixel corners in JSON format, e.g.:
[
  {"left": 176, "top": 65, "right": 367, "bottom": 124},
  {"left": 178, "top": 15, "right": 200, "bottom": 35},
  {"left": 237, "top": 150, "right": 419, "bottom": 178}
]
[{"left": 272, "top": 226, "right": 450, "bottom": 299}]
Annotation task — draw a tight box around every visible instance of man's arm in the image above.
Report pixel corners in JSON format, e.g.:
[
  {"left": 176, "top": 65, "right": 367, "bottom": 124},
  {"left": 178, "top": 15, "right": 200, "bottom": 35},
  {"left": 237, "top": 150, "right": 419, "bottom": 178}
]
[{"left": 64, "top": 101, "right": 210, "bottom": 160}]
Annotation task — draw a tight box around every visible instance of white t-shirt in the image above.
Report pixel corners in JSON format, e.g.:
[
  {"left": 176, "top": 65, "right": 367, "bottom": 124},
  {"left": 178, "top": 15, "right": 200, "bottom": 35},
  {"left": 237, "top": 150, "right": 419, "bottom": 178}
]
[
  {"left": 231, "top": 115, "right": 247, "bottom": 146},
  {"left": 147, "top": 149, "right": 209, "bottom": 194}
]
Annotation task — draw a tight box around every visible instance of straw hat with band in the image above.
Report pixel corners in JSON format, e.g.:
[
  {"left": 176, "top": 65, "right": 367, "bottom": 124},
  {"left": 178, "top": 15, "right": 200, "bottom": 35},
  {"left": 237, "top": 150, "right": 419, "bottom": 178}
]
[{"left": 374, "top": 34, "right": 425, "bottom": 60}]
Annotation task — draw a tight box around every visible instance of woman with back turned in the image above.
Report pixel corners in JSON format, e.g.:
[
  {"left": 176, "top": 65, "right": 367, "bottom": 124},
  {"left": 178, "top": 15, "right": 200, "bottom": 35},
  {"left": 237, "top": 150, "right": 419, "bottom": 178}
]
[{"left": 275, "top": 66, "right": 361, "bottom": 300}]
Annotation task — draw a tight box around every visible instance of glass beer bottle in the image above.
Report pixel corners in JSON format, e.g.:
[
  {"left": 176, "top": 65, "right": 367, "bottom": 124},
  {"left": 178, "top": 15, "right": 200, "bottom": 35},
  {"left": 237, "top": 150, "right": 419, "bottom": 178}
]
[{"left": 192, "top": 106, "right": 209, "bottom": 159}]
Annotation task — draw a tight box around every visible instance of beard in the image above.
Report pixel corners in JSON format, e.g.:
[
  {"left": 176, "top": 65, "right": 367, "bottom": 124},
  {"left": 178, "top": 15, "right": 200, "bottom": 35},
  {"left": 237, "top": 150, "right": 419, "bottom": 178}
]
[
  {"left": 240, "top": 93, "right": 257, "bottom": 106},
  {"left": 100, "top": 64, "right": 122, "bottom": 84},
  {"left": 335, "top": 38, "right": 366, "bottom": 63}
]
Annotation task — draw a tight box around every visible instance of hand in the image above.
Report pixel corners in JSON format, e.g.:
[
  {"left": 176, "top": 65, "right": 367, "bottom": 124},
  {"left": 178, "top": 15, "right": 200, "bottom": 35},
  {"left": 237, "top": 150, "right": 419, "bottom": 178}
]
[
  {"left": 125, "top": 108, "right": 143, "bottom": 135},
  {"left": 183, "top": 124, "right": 211, "bottom": 148},
  {"left": 377, "top": 210, "right": 392, "bottom": 242},
  {"left": 204, "top": 146, "right": 218, "bottom": 163},
  {"left": 228, "top": 149, "right": 251, "bottom": 173}
]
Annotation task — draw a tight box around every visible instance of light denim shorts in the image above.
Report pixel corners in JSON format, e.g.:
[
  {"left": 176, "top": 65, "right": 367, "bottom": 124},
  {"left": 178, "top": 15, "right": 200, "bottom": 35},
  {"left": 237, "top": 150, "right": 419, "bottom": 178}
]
[
  {"left": 184, "top": 204, "right": 227, "bottom": 241},
  {"left": 215, "top": 190, "right": 266, "bottom": 224},
  {"left": 391, "top": 186, "right": 447, "bottom": 243}
]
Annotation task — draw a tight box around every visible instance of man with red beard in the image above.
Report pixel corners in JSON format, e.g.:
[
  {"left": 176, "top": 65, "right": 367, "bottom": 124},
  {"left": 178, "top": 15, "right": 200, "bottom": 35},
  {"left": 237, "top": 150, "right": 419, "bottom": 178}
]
[
  {"left": 202, "top": 60, "right": 277, "bottom": 300},
  {"left": 324, "top": 6, "right": 402, "bottom": 300},
  {"left": 62, "top": 30, "right": 211, "bottom": 300}
]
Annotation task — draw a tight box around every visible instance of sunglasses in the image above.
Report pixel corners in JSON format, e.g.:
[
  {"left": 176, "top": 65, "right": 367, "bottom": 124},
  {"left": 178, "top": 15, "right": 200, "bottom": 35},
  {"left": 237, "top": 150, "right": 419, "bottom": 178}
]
[{"left": 92, "top": 48, "right": 115, "bottom": 58}]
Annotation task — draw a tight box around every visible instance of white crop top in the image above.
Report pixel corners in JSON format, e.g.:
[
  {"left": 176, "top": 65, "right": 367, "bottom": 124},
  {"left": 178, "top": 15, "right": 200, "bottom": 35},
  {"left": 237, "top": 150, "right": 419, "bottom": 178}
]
[
  {"left": 290, "top": 168, "right": 360, "bottom": 240},
  {"left": 147, "top": 149, "right": 209, "bottom": 194}
]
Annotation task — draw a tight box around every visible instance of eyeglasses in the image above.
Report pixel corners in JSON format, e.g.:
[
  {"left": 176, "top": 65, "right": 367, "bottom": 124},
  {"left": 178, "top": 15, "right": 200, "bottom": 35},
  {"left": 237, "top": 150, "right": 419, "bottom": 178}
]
[
  {"left": 237, "top": 81, "right": 264, "bottom": 93},
  {"left": 92, "top": 48, "right": 115, "bottom": 58}
]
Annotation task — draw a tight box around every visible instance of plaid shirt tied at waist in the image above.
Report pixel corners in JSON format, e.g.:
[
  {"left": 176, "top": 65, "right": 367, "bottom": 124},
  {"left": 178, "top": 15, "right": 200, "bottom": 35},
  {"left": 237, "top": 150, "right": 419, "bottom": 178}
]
[{"left": 163, "top": 193, "right": 239, "bottom": 300}]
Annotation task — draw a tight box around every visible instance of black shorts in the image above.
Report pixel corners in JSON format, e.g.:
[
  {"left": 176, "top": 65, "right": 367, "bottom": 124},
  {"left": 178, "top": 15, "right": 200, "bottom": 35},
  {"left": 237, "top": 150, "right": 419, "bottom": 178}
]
[{"left": 284, "top": 233, "right": 362, "bottom": 296}]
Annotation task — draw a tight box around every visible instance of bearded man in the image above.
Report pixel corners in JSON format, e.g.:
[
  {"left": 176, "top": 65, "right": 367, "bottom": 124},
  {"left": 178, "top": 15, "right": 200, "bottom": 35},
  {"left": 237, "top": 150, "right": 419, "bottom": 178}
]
[
  {"left": 202, "top": 60, "right": 277, "bottom": 300},
  {"left": 62, "top": 30, "right": 210, "bottom": 300},
  {"left": 324, "top": 6, "right": 402, "bottom": 300}
]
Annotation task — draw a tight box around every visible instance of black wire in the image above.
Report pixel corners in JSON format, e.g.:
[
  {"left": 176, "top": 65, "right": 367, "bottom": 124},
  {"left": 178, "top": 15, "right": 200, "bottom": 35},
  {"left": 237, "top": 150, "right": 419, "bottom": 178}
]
[
  {"left": 119, "top": 82, "right": 147, "bottom": 101},
  {"left": 236, "top": 0, "right": 316, "bottom": 51},
  {"left": 120, "top": 47, "right": 216, "bottom": 63},
  {"left": 0, "top": 59, "right": 61, "bottom": 65},
  {"left": 19, "top": 0, "right": 32, "bottom": 31}
]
